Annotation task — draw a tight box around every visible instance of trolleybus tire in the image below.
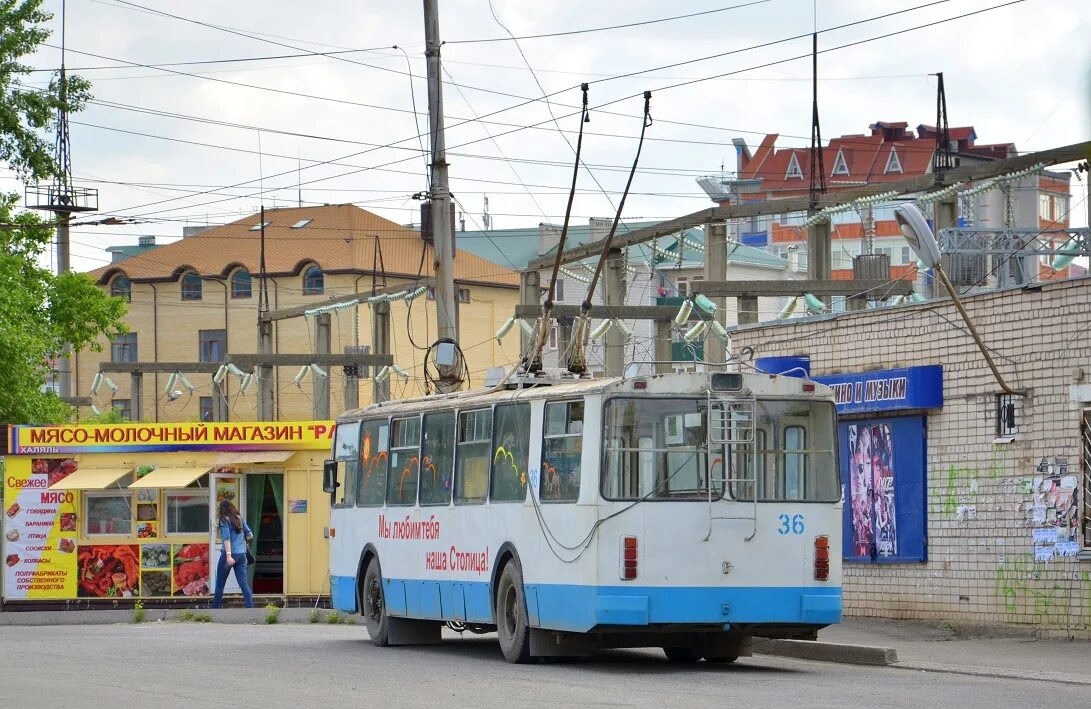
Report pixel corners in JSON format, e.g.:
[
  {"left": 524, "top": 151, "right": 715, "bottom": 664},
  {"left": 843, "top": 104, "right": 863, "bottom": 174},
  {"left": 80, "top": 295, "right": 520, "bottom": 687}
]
[
  {"left": 662, "top": 646, "right": 701, "bottom": 663},
  {"left": 702, "top": 655, "right": 738, "bottom": 664},
  {"left": 361, "top": 558, "right": 389, "bottom": 647},
  {"left": 496, "top": 562, "right": 531, "bottom": 663}
]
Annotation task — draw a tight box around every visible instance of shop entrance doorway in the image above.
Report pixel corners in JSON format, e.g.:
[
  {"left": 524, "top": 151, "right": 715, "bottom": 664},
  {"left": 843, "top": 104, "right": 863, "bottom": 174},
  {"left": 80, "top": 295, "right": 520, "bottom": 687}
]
[{"left": 245, "top": 472, "right": 284, "bottom": 594}]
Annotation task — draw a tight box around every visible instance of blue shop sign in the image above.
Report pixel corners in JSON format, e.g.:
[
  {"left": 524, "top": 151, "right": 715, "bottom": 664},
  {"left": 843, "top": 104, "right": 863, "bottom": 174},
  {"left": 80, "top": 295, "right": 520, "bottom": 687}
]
[{"left": 813, "top": 365, "right": 943, "bottom": 414}]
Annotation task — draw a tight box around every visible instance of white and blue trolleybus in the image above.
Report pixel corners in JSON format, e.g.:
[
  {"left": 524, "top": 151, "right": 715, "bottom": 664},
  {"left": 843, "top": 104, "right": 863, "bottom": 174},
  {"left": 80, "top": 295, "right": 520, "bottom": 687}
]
[{"left": 325, "top": 370, "right": 842, "bottom": 663}]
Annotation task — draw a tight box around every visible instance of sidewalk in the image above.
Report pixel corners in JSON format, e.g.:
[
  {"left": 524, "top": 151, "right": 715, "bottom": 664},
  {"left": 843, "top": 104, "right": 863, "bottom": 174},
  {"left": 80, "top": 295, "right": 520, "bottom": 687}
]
[{"left": 812, "top": 618, "right": 1091, "bottom": 685}]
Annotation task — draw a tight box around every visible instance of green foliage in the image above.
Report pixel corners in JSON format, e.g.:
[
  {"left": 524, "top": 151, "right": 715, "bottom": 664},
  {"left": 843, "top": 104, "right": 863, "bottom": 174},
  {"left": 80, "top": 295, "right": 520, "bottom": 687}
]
[
  {"left": 132, "top": 600, "right": 145, "bottom": 624},
  {"left": 0, "top": 0, "right": 93, "bottom": 182},
  {"left": 81, "top": 407, "right": 130, "bottom": 424},
  {"left": 307, "top": 608, "right": 321, "bottom": 624},
  {"left": 264, "top": 603, "right": 281, "bottom": 624},
  {"left": 0, "top": 194, "right": 127, "bottom": 424},
  {"left": 176, "top": 609, "right": 213, "bottom": 623},
  {"left": 325, "top": 611, "right": 346, "bottom": 625}
]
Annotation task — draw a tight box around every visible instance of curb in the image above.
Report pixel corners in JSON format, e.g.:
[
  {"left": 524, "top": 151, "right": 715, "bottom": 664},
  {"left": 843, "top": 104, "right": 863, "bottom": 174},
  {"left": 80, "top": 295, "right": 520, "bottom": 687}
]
[
  {"left": 896, "top": 661, "right": 1091, "bottom": 687},
  {"left": 754, "top": 639, "right": 897, "bottom": 666},
  {"left": 0, "top": 608, "right": 360, "bottom": 626}
]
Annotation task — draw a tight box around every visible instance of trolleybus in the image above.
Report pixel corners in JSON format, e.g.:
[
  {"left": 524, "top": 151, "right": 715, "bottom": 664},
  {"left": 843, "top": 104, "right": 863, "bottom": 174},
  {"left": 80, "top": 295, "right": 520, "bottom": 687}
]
[{"left": 325, "top": 370, "right": 842, "bottom": 663}]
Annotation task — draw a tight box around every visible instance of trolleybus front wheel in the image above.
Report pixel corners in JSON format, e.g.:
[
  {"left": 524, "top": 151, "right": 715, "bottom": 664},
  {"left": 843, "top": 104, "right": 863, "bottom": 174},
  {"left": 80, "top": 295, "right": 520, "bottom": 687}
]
[
  {"left": 361, "top": 558, "right": 389, "bottom": 646},
  {"left": 496, "top": 562, "right": 531, "bottom": 663}
]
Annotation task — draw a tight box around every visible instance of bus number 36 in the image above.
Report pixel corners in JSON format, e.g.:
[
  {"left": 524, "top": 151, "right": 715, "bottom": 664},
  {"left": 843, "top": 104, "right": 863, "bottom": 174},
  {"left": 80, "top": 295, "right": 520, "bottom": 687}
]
[{"left": 777, "top": 514, "right": 805, "bottom": 535}]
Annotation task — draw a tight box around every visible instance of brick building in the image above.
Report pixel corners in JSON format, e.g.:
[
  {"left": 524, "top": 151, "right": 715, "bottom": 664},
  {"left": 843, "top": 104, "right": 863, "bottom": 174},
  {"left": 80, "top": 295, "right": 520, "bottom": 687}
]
[
  {"left": 730, "top": 275, "right": 1091, "bottom": 637},
  {"left": 697, "top": 122, "right": 1080, "bottom": 294},
  {"left": 78, "top": 204, "right": 520, "bottom": 422}
]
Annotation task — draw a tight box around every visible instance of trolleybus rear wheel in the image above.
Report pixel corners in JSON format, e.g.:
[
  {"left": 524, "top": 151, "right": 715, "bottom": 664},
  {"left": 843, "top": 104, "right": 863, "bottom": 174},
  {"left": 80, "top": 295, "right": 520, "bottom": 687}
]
[
  {"left": 361, "top": 558, "right": 389, "bottom": 646},
  {"left": 496, "top": 562, "right": 531, "bottom": 663},
  {"left": 703, "top": 655, "right": 738, "bottom": 664},
  {"left": 662, "top": 646, "right": 701, "bottom": 663}
]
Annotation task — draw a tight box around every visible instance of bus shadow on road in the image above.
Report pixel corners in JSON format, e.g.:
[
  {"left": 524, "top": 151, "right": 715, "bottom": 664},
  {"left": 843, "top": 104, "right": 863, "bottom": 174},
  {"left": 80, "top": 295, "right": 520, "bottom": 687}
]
[{"left": 334, "top": 633, "right": 801, "bottom": 674}]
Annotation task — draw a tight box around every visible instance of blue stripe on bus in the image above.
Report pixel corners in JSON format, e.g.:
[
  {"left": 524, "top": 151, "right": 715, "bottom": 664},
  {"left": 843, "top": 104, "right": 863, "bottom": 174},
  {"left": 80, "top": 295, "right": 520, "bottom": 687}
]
[{"left": 330, "top": 575, "right": 841, "bottom": 631}]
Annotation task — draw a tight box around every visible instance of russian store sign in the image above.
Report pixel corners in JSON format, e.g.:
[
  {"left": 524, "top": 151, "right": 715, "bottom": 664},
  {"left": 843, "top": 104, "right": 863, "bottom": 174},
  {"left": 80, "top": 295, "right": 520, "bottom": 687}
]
[
  {"left": 4, "top": 457, "right": 79, "bottom": 599},
  {"left": 813, "top": 365, "right": 943, "bottom": 415},
  {"left": 8, "top": 421, "right": 335, "bottom": 455}
]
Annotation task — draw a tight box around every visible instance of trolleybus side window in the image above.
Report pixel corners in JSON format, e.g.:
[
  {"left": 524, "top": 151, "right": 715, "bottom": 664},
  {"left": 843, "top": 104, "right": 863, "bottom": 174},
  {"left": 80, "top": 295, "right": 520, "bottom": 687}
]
[
  {"left": 387, "top": 416, "right": 422, "bottom": 506},
  {"left": 357, "top": 419, "right": 389, "bottom": 507},
  {"left": 420, "top": 411, "right": 455, "bottom": 506},
  {"left": 541, "top": 400, "right": 583, "bottom": 502},
  {"left": 332, "top": 421, "right": 360, "bottom": 507},
  {"left": 491, "top": 403, "right": 530, "bottom": 502},
  {"left": 602, "top": 398, "right": 724, "bottom": 501},
  {"left": 455, "top": 409, "right": 492, "bottom": 504}
]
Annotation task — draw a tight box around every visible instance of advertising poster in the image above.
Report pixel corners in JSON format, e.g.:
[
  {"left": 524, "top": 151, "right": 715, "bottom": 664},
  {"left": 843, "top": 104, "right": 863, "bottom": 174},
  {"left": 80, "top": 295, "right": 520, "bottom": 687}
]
[
  {"left": 847, "top": 424, "right": 898, "bottom": 559},
  {"left": 3, "top": 458, "right": 79, "bottom": 599}
]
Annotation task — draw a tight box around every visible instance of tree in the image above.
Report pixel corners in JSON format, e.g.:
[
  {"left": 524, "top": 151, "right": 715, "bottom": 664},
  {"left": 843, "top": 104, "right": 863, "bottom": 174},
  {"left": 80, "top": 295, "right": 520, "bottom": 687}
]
[
  {"left": 0, "top": 1, "right": 124, "bottom": 424},
  {"left": 1, "top": 0, "right": 91, "bottom": 182}
]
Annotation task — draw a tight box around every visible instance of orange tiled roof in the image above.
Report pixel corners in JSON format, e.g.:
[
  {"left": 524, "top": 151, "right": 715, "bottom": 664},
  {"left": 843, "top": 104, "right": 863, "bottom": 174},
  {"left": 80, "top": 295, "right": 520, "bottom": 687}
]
[{"left": 89, "top": 204, "right": 519, "bottom": 287}]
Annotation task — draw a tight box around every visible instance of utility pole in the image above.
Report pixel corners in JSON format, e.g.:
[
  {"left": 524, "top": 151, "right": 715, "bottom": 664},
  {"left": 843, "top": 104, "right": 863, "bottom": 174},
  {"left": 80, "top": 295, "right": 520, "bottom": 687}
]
[{"left": 424, "top": 0, "right": 458, "bottom": 351}]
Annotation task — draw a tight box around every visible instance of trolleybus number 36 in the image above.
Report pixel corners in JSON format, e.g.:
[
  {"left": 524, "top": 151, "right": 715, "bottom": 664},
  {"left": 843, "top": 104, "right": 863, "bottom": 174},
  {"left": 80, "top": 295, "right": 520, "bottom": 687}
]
[{"left": 777, "top": 514, "right": 805, "bottom": 535}]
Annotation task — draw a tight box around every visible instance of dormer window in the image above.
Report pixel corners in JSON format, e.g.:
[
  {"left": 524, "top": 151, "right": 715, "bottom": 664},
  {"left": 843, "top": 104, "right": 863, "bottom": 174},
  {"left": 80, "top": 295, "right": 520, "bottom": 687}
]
[
  {"left": 181, "top": 272, "right": 203, "bottom": 301},
  {"left": 110, "top": 274, "right": 131, "bottom": 302},
  {"left": 302, "top": 265, "right": 324, "bottom": 295},
  {"left": 884, "top": 148, "right": 903, "bottom": 174},
  {"left": 831, "top": 149, "right": 849, "bottom": 176},
  {"left": 785, "top": 153, "right": 804, "bottom": 180}
]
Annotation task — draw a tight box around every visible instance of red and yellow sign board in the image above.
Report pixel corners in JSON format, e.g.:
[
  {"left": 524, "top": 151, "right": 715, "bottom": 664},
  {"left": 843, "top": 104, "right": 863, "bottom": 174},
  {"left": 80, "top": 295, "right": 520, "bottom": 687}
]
[
  {"left": 4, "top": 458, "right": 79, "bottom": 599},
  {"left": 8, "top": 421, "right": 335, "bottom": 455}
]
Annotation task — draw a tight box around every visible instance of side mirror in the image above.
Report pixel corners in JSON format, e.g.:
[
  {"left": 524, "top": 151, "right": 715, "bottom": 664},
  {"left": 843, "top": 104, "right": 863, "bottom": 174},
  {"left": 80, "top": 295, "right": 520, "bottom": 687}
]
[{"left": 322, "top": 460, "right": 340, "bottom": 494}]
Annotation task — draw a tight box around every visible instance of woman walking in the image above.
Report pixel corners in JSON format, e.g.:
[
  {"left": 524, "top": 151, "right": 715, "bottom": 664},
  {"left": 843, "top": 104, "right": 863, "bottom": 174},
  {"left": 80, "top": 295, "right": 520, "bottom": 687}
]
[{"left": 211, "top": 499, "right": 254, "bottom": 608}]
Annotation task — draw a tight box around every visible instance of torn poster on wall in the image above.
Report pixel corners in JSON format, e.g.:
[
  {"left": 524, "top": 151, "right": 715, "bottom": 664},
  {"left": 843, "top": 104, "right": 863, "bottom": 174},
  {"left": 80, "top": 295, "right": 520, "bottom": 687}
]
[{"left": 1024, "top": 459, "right": 1078, "bottom": 561}]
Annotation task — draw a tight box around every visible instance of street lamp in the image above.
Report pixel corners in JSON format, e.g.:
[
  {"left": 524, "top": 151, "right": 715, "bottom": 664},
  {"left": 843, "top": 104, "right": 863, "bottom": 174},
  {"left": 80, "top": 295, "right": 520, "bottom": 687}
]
[{"left": 893, "top": 203, "right": 1020, "bottom": 396}]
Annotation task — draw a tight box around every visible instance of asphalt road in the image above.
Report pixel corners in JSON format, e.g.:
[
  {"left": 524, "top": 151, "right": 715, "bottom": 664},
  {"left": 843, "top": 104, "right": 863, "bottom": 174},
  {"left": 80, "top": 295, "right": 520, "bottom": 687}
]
[{"left": 1, "top": 623, "right": 1081, "bottom": 708}]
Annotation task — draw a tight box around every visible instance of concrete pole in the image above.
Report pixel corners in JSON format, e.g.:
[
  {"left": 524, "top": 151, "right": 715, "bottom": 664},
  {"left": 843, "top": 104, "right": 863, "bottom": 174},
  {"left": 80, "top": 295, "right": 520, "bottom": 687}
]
[
  {"left": 313, "top": 313, "right": 331, "bottom": 420},
  {"left": 211, "top": 380, "right": 228, "bottom": 422},
  {"left": 519, "top": 270, "right": 540, "bottom": 360},
  {"left": 807, "top": 220, "right": 831, "bottom": 304},
  {"left": 129, "top": 372, "right": 142, "bottom": 422},
  {"left": 604, "top": 250, "right": 626, "bottom": 377},
  {"left": 372, "top": 302, "right": 391, "bottom": 404},
  {"left": 934, "top": 197, "right": 959, "bottom": 298},
  {"left": 704, "top": 221, "right": 728, "bottom": 370},
  {"left": 257, "top": 320, "right": 275, "bottom": 421},
  {"left": 56, "top": 212, "right": 73, "bottom": 402},
  {"left": 343, "top": 347, "right": 360, "bottom": 413},
  {"left": 654, "top": 319, "right": 674, "bottom": 374},
  {"left": 424, "top": 0, "right": 458, "bottom": 358}
]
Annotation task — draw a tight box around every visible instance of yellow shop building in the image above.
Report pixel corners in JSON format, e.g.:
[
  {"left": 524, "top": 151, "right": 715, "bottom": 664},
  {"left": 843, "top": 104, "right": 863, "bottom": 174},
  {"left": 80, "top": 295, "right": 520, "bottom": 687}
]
[{"left": 2, "top": 421, "right": 335, "bottom": 605}]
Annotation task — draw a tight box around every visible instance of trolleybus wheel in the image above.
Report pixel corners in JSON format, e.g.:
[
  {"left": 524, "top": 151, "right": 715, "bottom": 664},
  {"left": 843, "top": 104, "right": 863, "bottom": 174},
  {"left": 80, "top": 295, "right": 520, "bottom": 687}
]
[
  {"left": 361, "top": 558, "right": 389, "bottom": 646},
  {"left": 703, "top": 655, "right": 738, "bottom": 664},
  {"left": 496, "top": 562, "right": 531, "bottom": 663},
  {"left": 662, "top": 646, "right": 701, "bottom": 663}
]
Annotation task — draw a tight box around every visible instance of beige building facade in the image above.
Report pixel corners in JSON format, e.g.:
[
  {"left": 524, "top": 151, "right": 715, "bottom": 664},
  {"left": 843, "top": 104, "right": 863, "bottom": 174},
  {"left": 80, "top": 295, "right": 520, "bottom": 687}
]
[
  {"left": 732, "top": 276, "right": 1091, "bottom": 638},
  {"left": 77, "top": 205, "right": 520, "bottom": 422}
]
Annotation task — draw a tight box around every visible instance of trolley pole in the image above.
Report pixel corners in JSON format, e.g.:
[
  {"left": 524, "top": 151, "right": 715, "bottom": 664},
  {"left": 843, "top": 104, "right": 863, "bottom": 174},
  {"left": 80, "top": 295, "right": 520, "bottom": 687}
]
[{"left": 424, "top": 1, "right": 458, "bottom": 356}]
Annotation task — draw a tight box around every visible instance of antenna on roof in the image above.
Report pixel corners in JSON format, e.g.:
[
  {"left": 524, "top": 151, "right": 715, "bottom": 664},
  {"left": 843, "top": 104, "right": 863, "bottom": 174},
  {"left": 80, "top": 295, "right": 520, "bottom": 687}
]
[{"left": 297, "top": 154, "right": 302, "bottom": 207}]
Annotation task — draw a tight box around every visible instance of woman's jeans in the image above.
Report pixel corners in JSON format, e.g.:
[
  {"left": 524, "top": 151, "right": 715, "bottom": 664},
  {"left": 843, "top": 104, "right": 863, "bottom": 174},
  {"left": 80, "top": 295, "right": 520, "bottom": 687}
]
[{"left": 211, "top": 552, "right": 253, "bottom": 608}]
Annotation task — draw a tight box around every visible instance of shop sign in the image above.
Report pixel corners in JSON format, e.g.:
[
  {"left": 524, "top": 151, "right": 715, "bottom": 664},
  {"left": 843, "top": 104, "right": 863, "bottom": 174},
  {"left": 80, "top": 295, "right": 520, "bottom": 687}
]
[
  {"left": 4, "top": 458, "right": 79, "bottom": 599},
  {"left": 7, "top": 421, "right": 336, "bottom": 455},
  {"left": 813, "top": 365, "right": 943, "bottom": 414}
]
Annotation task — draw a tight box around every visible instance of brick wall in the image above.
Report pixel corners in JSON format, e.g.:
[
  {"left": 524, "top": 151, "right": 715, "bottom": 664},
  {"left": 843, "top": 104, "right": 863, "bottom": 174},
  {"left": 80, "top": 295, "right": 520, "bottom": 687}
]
[{"left": 732, "top": 276, "right": 1091, "bottom": 637}]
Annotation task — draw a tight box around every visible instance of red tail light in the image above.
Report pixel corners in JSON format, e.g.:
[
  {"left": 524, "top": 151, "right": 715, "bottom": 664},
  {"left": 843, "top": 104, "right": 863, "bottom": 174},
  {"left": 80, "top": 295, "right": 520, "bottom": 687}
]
[
  {"left": 621, "top": 536, "right": 638, "bottom": 580},
  {"left": 814, "top": 535, "right": 829, "bottom": 581}
]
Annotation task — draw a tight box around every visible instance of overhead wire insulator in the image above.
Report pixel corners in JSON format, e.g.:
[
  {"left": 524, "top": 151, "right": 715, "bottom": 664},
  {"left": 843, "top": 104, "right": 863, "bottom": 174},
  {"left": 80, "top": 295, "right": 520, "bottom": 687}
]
[
  {"left": 674, "top": 299, "right": 693, "bottom": 326},
  {"left": 495, "top": 317, "right": 516, "bottom": 343},
  {"left": 589, "top": 320, "right": 612, "bottom": 341},
  {"left": 682, "top": 320, "right": 706, "bottom": 342}
]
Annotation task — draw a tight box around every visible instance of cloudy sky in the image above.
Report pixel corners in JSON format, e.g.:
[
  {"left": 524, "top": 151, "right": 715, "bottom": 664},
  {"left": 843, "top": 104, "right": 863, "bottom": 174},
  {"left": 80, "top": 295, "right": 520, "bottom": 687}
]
[{"left": 11, "top": 0, "right": 1090, "bottom": 273}]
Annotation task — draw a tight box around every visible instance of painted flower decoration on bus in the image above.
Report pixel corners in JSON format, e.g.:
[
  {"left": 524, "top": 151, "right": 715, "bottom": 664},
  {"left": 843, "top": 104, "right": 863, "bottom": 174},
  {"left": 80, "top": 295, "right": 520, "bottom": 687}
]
[
  {"left": 359, "top": 432, "right": 389, "bottom": 498},
  {"left": 398, "top": 456, "right": 420, "bottom": 501},
  {"left": 493, "top": 446, "right": 527, "bottom": 493}
]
